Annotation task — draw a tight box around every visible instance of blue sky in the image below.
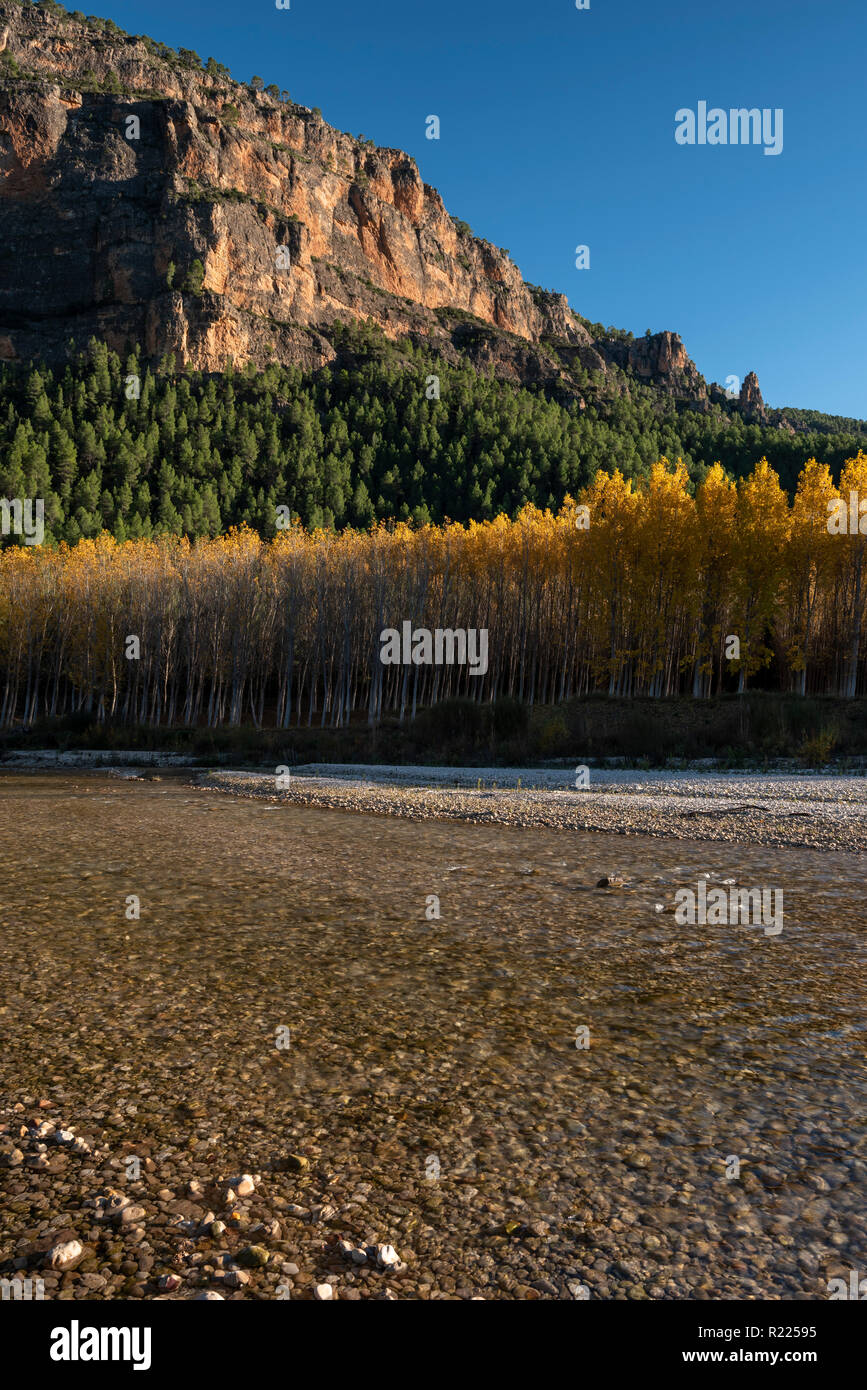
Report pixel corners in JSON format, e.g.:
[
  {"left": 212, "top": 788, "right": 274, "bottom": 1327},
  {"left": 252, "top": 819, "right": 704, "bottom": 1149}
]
[{"left": 95, "top": 0, "right": 865, "bottom": 417}]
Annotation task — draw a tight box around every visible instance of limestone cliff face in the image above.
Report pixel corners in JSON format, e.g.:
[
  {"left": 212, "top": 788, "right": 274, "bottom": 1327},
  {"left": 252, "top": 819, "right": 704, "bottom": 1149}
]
[
  {"left": 600, "top": 331, "right": 707, "bottom": 400},
  {"left": 0, "top": 0, "right": 707, "bottom": 407}
]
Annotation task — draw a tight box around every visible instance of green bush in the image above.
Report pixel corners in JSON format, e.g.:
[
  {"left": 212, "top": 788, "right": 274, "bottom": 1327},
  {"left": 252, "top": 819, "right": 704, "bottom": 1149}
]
[
  {"left": 0, "top": 51, "right": 25, "bottom": 79},
  {"left": 182, "top": 260, "right": 205, "bottom": 296},
  {"left": 799, "top": 726, "right": 838, "bottom": 766}
]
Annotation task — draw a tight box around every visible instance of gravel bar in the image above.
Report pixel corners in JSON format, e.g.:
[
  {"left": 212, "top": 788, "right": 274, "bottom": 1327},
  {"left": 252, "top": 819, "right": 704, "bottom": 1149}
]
[{"left": 192, "top": 765, "right": 867, "bottom": 853}]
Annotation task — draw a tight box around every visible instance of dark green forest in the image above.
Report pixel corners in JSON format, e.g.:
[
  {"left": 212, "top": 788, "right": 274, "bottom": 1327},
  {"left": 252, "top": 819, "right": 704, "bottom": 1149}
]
[{"left": 1, "top": 324, "right": 865, "bottom": 543}]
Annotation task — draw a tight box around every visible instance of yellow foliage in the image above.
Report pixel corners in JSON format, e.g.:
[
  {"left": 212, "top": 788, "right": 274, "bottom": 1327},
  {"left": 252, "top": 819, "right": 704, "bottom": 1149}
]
[{"left": 0, "top": 456, "right": 865, "bottom": 722}]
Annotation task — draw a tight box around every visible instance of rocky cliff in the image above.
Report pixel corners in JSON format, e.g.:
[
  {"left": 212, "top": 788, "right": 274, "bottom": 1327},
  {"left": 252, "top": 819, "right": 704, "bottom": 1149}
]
[
  {"left": 738, "top": 370, "right": 767, "bottom": 422},
  {"left": 0, "top": 0, "right": 719, "bottom": 409}
]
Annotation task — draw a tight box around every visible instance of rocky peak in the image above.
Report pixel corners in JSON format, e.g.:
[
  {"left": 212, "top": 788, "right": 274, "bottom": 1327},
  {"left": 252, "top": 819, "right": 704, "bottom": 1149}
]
[{"left": 739, "top": 370, "right": 766, "bottom": 421}]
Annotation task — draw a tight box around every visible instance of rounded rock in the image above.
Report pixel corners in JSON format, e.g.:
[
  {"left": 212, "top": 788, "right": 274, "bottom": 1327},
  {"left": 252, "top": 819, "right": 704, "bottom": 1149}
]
[{"left": 45, "top": 1239, "right": 84, "bottom": 1271}]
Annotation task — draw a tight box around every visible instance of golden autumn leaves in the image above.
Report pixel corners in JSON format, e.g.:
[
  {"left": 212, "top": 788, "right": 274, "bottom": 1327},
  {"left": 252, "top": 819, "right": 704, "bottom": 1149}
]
[{"left": 1, "top": 452, "right": 866, "bottom": 728}]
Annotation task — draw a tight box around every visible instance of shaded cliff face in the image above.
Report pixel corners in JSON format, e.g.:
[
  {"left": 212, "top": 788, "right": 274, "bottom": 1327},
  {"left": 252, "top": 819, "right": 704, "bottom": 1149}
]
[{"left": 0, "top": 0, "right": 706, "bottom": 406}]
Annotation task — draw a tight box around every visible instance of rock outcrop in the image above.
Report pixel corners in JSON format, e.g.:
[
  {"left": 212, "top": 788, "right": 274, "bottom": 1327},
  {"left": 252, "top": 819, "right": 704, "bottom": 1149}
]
[
  {"left": 599, "top": 330, "right": 707, "bottom": 400},
  {"left": 738, "top": 370, "right": 767, "bottom": 422},
  {"left": 0, "top": 1, "right": 715, "bottom": 408}
]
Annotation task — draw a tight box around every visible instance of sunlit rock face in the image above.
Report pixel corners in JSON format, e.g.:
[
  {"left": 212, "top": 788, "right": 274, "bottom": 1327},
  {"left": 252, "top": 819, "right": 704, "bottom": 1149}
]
[{"left": 0, "top": 1, "right": 708, "bottom": 409}]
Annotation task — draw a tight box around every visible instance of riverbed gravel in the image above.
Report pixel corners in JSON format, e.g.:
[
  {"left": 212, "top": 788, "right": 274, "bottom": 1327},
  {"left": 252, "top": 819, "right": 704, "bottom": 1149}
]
[
  {"left": 194, "top": 765, "right": 867, "bottom": 853},
  {"left": 1, "top": 771, "right": 864, "bottom": 1301}
]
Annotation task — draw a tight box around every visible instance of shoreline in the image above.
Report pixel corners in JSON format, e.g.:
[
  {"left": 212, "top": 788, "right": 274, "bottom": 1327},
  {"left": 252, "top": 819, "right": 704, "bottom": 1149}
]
[
  {"left": 190, "top": 765, "right": 867, "bottom": 853},
  {"left": 3, "top": 755, "right": 865, "bottom": 851},
  {"left": 4, "top": 749, "right": 867, "bottom": 776}
]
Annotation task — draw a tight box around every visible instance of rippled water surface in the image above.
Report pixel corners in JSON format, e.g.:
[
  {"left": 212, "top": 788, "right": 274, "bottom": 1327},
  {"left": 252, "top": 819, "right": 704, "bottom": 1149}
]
[{"left": 1, "top": 772, "right": 865, "bottom": 1300}]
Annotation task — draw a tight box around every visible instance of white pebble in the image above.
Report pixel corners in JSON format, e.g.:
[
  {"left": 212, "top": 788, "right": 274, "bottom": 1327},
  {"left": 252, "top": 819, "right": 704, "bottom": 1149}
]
[
  {"left": 45, "top": 1239, "right": 83, "bottom": 1270},
  {"left": 375, "top": 1244, "right": 400, "bottom": 1268}
]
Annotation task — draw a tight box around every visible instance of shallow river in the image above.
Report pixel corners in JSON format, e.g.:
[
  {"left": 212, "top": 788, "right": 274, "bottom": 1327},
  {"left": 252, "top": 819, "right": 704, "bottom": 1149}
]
[{"left": 0, "top": 772, "right": 864, "bottom": 1300}]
